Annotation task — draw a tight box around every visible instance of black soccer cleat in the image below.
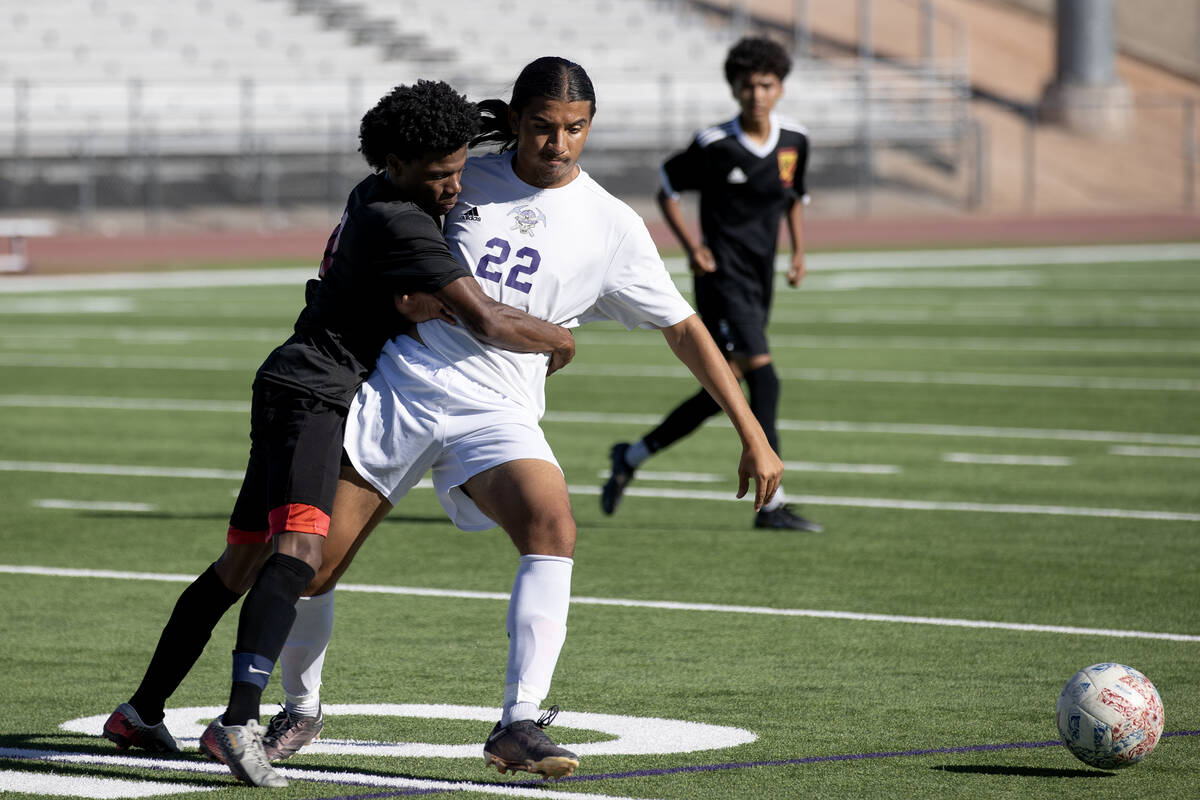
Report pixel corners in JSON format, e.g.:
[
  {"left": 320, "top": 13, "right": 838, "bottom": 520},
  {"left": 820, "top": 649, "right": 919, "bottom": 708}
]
[
  {"left": 483, "top": 706, "right": 579, "bottom": 779},
  {"left": 262, "top": 704, "right": 324, "bottom": 761},
  {"left": 600, "top": 442, "right": 635, "bottom": 515},
  {"left": 754, "top": 504, "right": 824, "bottom": 532},
  {"left": 102, "top": 703, "right": 180, "bottom": 753}
]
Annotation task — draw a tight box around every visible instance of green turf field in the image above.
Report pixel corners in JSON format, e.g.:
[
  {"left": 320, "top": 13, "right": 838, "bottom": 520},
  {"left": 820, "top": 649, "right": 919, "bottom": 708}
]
[{"left": 1, "top": 244, "right": 1198, "bottom": 799}]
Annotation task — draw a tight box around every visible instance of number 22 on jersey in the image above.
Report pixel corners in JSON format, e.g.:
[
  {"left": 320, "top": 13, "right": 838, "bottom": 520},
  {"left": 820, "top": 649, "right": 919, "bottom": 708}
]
[{"left": 474, "top": 237, "right": 541, "bottom": 294}]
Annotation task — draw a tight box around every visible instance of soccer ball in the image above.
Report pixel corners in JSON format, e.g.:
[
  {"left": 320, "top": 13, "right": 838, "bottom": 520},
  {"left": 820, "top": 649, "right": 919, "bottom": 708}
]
[{"left": 1056, "top": 662, "right": 1164, "bottom": 769}]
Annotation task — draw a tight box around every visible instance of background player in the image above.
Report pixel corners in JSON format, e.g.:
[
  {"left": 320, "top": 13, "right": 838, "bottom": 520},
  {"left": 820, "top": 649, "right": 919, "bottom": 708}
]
[
  {"left": 600, "top": 36, "right": 821, "bottom": 532},
  {"left": 236, "top": 55, "right": 784, "bottom": 786},
  {"left": 101, "top": 80, "right": 574, "bottom": 788}
]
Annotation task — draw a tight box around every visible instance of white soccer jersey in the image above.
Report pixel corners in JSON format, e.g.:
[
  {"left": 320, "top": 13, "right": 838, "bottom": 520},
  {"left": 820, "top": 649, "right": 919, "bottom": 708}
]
[{"left": 402, "top": 151, "right": 695, "bottom": 417}]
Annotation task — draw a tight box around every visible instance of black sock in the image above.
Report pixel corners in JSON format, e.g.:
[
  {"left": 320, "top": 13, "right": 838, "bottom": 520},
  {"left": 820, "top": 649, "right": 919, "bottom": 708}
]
[
  {"left": 224, "top": 552, "right": 315, "bottom": 725},
  {"left": 128, "top": 563, "right": 242, "bottom": 725},
  {"left": 744, "top": 363, "right": 781, "bottom": 456},
  {"left": 643, "top": 387, "right": 721, "bottom": 454}
]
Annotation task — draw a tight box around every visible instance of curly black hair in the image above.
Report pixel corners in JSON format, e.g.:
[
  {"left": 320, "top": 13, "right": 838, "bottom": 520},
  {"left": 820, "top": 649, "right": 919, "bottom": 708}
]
[
  {"left": 359, "top": 80, "right": 479, "bottom": 171},
  {"left": 723, "top": 36, "right": 792, "bottom": 86}
]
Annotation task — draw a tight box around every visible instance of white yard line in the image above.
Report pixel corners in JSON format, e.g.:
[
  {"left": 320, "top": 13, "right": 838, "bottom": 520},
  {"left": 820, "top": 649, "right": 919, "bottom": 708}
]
[
  {"left": 2, "top": 565, "right": 1196, "bottom": 643},
  {"left": 0, "top": 244, "right": 1196, "bottom": 297},
  {"left": 593, "top": 462, "right": 899, "bottom": 482},
  {"left": 0, "top": 297, "right": 136, "bottom": 313},
  {"left": 32, "top": 499, "right": 157, "bottom": 512},
  {"left": 0, "top": 394, "right": 247, "bottom": 412},
  {"left": 3, "top": 458, "right": 1193, "bottom": 521},
  {"left": 8, "top": 325, "right": 1199, "bottom": 356},
  {"left": 0, "top": 267, "right": 313, "bottom": 293},
  {"left": 762, "top": 418, "right": 1200, "bottom": 447},
  {"left": 1110, "top": 445, "right": 1200, "bottom": 459},
  {"left": 0, "top": 747, "right": 657, "bottom": 800},
  {"left": 4, "top": 397, "right": 1200, "bottom": 447},
  {"left": 789, "top": 242, "right": 1200, "bottom": 270},
  {"left": 561, "top": 364, "right": 1200, "bottom": 392},
  {"left": 782, "top": 461, "right": 901, "bottom": 474},
  {"left": 0, "top": 460, "right": 245, "bottom": 480},
  {"left": 0, "top": 353, "right": 256, "bottom": 371},
  {"left": 942, "top": 453, "right": 1074, "bottom": 467},
  {"left": 0, "top": 768, "right": 212, "bottom": 798},
  {"left": 9, "top": 353, "right": 1195, "bottom": 391},
  {"left": 773, "top": 309, "right": 1200, "bottom": 328},
  {"left": 575, "top": 332, "right": 1200, "bottom": 355},
  {"left": 565, "top": 484, "right": 1200, "bottom": 522},
  {"left": 0, "top": 323, "right": 284, "bottom": 343},
  {"left": 803, "top": 270, "right": 1043, "bottom": 290}
]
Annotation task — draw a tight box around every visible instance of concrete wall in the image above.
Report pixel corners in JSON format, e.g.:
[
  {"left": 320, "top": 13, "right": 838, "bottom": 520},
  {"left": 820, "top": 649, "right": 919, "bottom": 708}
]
[{"left": 992, "top": 0, "right": 1200, "bottom": 79}]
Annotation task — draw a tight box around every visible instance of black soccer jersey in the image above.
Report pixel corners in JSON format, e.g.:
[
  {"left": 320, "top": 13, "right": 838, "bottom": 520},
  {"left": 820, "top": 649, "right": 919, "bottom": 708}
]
[
  {"left": 661, "top": 115, "right": 808, "bottom": 315},
  {"left": 256, "top": 173, "right": 470, "bottom": 408}
]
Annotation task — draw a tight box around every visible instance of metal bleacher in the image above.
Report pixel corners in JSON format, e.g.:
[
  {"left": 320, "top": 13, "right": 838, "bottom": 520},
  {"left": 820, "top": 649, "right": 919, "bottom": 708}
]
[{"left": 0, "top": 0, "right": 971, "bottom": 211}]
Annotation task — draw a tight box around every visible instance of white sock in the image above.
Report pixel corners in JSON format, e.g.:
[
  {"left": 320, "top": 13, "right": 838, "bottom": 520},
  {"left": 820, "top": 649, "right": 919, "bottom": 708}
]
[
  {"left": 279, "top": 590, "right": 335, "bottom": 716},
  {"left": 762, "top": 485, "right": 787, "bottom": 512},
  {"left": 501, "top": 554, "right": 573, "bottom": 727},
  {"left": 624, "top": 439, "right": 651, "bottom": 468}
]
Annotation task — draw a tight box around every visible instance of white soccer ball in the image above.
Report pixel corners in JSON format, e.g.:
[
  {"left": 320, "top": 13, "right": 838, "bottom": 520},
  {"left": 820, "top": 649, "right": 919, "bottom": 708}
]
[{"left": 1056, "top": 662, "right": 1164, "bottom": 769}]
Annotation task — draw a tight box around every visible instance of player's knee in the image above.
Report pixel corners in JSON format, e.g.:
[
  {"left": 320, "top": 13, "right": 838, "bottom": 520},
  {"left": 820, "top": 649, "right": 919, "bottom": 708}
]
[
  {"left": 214, "top": 542, "right": 272, "bottom": 594},
  {"left": 744, "top": 361, "right": 780, "bottom": 399},
  {"left": 515, "top": 509, "right": 576, "bottom": 558},
  {"left": 274, "top": 530, "right": 326, "bottom": 572},
  {"left": 734, "top": 353, "right": 773, "bottom": 373},
  {"left": 305, "top": 557, "right": 351, "bottom": 596}
]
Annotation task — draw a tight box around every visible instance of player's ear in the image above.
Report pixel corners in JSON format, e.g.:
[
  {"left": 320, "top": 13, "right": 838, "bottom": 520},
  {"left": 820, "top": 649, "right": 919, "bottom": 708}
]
[
  {"left": 385, "top": 153, "right": 411, "bottom": 183},
  {"left": 508, "top": 107, "right": 521, "bottom": 137},
  {"left": 729, "top": 75, "right": 746, "bottom": 102}
]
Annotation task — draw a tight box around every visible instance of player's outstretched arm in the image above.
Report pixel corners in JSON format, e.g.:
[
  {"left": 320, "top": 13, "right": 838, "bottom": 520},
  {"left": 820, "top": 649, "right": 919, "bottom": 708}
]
[
  {"left": 434, "top": 276, "right": 575, "bottom": 374},
  {"left": 659, "top": 314, "right": 782, "bottom": 509}
]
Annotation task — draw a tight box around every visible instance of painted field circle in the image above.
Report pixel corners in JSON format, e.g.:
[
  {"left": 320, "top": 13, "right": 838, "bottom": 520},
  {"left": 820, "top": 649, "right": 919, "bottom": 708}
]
[{"left": 63, "top": 703, "right": 757, "bottom": 758}]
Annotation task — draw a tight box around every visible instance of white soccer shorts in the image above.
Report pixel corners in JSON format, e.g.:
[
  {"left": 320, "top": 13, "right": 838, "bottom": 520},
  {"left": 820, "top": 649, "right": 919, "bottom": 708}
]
[{"left": 344, "top": 335, "right": 559, "bottom": 531}]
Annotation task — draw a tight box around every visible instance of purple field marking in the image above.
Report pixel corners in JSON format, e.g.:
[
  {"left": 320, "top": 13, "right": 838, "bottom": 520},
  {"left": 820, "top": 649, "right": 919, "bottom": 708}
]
[
  {"left": 317, "top": 792, "right": 446, "bottom": 799},
  {"left": 307, "top": 730, "right": 1200, "bottom": 800},
  {"left": 512, "top": 729, "right": 1200, "bottom": 786}
]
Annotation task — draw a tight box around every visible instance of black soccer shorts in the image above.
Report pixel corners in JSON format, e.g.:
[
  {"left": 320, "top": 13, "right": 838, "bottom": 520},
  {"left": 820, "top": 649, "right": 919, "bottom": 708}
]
[
  {"left": 226, "top": 381, "right": 347, "bottom": 543},
  {"left": 694, "top": 277, "right": 771, "bottom": 358}
]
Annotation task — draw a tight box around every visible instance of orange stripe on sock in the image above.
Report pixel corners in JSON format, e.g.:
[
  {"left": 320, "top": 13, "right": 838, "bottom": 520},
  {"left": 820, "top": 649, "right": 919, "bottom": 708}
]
[{"left": 268, "top": 504, "right": 330, "bottom": 537}]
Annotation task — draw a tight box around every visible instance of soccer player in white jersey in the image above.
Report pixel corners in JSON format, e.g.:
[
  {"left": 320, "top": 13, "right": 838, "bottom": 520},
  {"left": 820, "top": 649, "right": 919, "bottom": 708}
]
[{"left": 243, "top": 56, "right": 784, "bottom": 784}]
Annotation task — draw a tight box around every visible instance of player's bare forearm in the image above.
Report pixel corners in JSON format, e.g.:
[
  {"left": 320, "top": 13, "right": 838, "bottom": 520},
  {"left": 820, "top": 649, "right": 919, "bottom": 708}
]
[
  {"left": 656, "top": 189, "right": 701, "bottom": 257},
  {"left": 785, "top": 198, "right": 807, "bottom": 287},
  {"left": 474, "top": 301, "right": 575, "bottom": 374},
  {"left": 661, "top": 316, "right": 761, "bottom": 442},
  {"left": 658, "top": 191, "right": 716, "bottom": 275},
  {"left": 394, "top": 292, "right": 456, "bottom": 324},
  {"left": 660, "top": 314, "right": 782, "bottom": 507},
  {"left": 435, "top": 276, "right": 575, "bottom": 372}
]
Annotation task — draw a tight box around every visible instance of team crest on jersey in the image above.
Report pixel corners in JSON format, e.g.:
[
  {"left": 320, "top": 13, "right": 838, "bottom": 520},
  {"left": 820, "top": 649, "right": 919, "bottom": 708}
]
[
  {"left": 777, "top": 148, "right": 798, "bottom": 188},
  {"left": 508, "top": 205, "right": 547, "bottom": 236}
]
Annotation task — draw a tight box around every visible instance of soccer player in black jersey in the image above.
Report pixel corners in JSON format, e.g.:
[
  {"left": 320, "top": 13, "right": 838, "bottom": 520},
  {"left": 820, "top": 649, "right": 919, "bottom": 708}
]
[
  {"left": 101, "top": 80, "right": 575, "bottom": 787},
  {"left": 602, "top": 36, "right": 822, "bottom": 532}
]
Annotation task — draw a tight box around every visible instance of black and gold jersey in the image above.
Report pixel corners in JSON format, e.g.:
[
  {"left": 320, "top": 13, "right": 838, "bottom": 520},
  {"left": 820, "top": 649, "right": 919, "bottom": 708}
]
[{"left": 660, "top": 114, "right": 809, "bottom": 313}]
